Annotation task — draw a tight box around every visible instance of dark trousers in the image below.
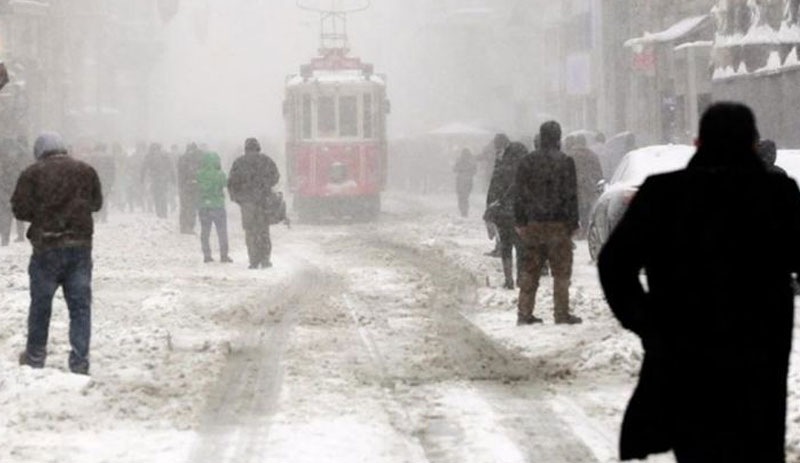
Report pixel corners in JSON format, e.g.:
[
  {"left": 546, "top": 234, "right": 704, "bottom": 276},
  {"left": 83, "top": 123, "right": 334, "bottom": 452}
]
[
  {"left": 517, "top": 222, "right": 573, "bottom": 319},
  {"left": 179, "top": 192, "right": 197, "bottom": 233},
  {"left": 199, "top": 207, "right": 229, "bottom": 259},
  {"left": 25, "top": 247, "right": 93, "bottom": 374},
  {"left": 497, "top": 223, "right": 524, "bottom": 280},
  {"left": 240, "top": 202, "right": 271, "bottom": 267}
]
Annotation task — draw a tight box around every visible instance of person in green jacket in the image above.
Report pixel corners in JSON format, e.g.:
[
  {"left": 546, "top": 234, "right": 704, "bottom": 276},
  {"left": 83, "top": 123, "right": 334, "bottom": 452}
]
[{"left": 197, "top": 151, "right": 231, "bottom": 263}]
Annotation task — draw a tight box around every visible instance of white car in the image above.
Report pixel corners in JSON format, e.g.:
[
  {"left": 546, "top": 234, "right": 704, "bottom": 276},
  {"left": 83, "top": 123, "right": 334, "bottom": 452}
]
[{"left": 587, "top": 145, "right": 696, "bottom": 261}]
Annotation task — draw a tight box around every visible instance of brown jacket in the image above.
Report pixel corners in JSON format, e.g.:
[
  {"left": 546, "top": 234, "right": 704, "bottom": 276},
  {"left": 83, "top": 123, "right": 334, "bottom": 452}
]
[{"left": 12, "top": 154, "right": 103, "bottom": 252}]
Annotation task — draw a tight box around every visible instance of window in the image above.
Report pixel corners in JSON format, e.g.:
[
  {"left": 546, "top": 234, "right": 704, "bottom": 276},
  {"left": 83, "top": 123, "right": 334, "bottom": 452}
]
[
  {"left": 302, "top": 94, "right": 312, "bottom": 139},
  {"left": 339, "top": 96, "right": 358, "bottom": 137},
  {"left": 318, "top": 96, "right": 337, "bottom": 137},
  {"left": 363, "top": 94, "right": 373, "bottom": 138}
]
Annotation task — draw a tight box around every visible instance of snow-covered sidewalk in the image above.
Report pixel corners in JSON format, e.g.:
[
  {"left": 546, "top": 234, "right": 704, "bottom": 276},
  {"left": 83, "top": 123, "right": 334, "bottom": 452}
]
[{"left": 0, "top": 212, "right": 301, "bottom": 463}]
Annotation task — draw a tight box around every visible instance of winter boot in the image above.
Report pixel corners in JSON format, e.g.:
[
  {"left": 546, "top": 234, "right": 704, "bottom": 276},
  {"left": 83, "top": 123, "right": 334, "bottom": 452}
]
[
  {"left": 517, "top": 314, "right": 544, "bottom": 326},
  {"left": 555, "top": 313, "right": 583, "bottom": 325},
  {"left": 221, "top": 256, "right": 233, "bottom": 263},
  {"left": 204, "top": 255, "right": 214, "bottom": 263}
]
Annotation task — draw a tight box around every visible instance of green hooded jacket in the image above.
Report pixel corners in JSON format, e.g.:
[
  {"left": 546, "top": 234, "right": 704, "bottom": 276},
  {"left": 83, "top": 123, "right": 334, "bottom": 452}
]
[{"left": 197, "top": 152, "right": 227, "bottom": 209}]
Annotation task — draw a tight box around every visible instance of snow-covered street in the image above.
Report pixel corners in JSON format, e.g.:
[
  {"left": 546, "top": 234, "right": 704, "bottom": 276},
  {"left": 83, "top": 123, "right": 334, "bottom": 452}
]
[{"left": 1, "top": 193, "right": 799, "bottom": 462}]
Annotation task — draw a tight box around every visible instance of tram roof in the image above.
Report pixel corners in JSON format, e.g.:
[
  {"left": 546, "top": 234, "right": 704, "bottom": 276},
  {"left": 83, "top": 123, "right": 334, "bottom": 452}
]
[{"left": 286, "top": 70, "right": 385, "bottom": 88}]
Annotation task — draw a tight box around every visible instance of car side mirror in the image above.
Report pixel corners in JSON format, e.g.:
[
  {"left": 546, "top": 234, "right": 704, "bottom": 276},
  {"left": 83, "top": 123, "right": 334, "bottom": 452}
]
[{"left": 596, "top": 179, "right": 607, "bottom": 194}]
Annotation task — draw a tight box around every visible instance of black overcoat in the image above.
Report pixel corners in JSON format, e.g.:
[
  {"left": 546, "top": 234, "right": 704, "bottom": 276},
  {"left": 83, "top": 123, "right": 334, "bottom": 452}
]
[{"left": 599, "top": 151, "right": 800, "bottom": 462}]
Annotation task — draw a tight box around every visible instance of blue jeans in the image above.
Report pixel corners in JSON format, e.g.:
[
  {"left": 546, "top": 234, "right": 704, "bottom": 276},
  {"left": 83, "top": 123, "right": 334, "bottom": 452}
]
[
  {"left": 25, "top": 247, "right": 93, "bottom": 374},
  {"left": 199, "top": 208, "right": 229, "bottom": 259}
]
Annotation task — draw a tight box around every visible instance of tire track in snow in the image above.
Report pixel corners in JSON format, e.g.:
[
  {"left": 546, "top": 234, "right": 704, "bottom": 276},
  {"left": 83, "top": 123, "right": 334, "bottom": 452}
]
[
  {"left": 336, "top": 235, "right": 600, "bottom": 462},
  {"left": 187, "top": 263, "right": 328, "bottom": 463}
]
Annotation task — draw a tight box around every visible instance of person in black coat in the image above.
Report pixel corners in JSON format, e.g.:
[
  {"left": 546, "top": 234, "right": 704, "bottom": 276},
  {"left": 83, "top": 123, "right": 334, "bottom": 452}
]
[
  {"left": 757, "top": 139, "right": 788, "bottom": 176},
  {"left": 598, "top": 102, "right": 800, "bottom": 462},
  {"left": 228, "top": 138, "right": 280, "bottom": 269},
  {"left": 485, "top": 134, "right": 527, "bottom": 289}
]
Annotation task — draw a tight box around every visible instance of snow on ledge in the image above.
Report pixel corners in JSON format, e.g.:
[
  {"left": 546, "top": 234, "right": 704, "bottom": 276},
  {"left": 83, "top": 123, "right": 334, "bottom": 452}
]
[
  {"left": 674, "top": 40, "right": 713, "bottom": 52},
  {"left": 625, "top": 15, "right": 708, "bottom": 48}
]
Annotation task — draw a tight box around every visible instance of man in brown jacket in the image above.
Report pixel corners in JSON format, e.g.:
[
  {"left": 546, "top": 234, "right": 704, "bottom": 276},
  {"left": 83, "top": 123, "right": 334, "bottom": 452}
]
[
  {"left": 12, "top": 132, "right": 103, "bottom": 375},
  {"left": 513, "top": 121, "right": 581, "bottom": 325}
]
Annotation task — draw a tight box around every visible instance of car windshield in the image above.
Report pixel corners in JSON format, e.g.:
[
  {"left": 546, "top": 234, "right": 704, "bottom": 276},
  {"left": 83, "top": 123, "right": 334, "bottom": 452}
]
[{"left": 611, "top": 145, "right": 695, "bottom": 187}]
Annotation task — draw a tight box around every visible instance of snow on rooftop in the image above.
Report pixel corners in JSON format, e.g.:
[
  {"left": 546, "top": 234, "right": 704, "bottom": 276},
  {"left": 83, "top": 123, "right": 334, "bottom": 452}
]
[
  {"left": 613, "top": 145, "right": 695, "bottom": 187},
  {"left": 287, "top": 71, "right": 385, "bottom": 87}
]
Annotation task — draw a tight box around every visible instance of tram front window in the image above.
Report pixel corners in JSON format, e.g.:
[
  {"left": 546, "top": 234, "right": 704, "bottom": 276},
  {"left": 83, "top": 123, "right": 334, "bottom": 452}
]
[
  {"left": 318, "top": 96, "right": 336, "bottom": 137},
  {"left": 339, "top": 96, "right": 358, "bottom": 137}
]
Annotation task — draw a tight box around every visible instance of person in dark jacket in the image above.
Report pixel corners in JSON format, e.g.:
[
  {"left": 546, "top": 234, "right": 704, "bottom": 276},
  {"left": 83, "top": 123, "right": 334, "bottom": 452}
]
[
  {"left": 0, "top": 139, "right": 20, "bottom": 245},
  {"left": 513, "top": 121, "right": 581, "bottom": 325},
  {"left": 566, "top": 134, "right": 604, "bottom": 238},
  {"left": 12, "top": 132, "right": 103, "bottom": 375},
  {"left": 86, "top": 143, "right": 116, "bottom": 223},
  {"left": 197, "top": 151, "right": 231, "bottom": 263},
  {"left": 228, "top": 138, "right": 280, "bottom": 269},
  {"left": 598, "top": 103, "right": 800, "bottom": 463},
  {"left": 141, "top": 143, "right": 176, "bottom": 219},
  {"left": 177, "top": 143, "right": 203, "bottom": 233},
  {"left": 757, "top": 139, "right": 787, "bottom": 175},
  {"left": 12, "top": 136, "right": 29, "bottom": 242},
  {"left": 453, "top": 148, "right": 477, "bottom": 217},
  {"left": 486, "top": 134, "right": 527, "bottom": 289}
]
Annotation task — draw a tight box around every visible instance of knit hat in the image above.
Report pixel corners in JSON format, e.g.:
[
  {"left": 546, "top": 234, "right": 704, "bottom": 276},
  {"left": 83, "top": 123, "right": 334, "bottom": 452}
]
[{"left": 33, "top": 132, "right": 67, "bottom": 160}]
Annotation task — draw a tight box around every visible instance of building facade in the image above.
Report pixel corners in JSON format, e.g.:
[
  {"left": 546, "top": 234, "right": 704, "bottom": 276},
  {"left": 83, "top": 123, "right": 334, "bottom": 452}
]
[{"left": 0, "top": 0, "right": 165, "bottom": 143}]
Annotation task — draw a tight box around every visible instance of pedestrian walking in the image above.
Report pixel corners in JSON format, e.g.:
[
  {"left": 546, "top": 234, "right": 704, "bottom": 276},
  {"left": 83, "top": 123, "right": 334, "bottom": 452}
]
[
  {"left": 757, "top": 139, "right": 787, "bottom": 175},
  {"left": 228, "top": 138, "right": 280, "bottom": 269},
  {"left": 197, "top": 151, "right": 231, "bottom": 263},
  {"left": 12, "top": 132, "right": 103, "bottom": 375},
  {"left": 598, "top": 103, "right": 800, "bottom": 462},
  {"left": 453, "top": 148, "right": 477, "bottom": 217},
  {"left": 566, "top": 134, "right": 604, "bottom": 238},
  {"left": 177, "top": 143, "right": 203, "bottom": 234},
  {"left": 86, "top": 143, "right": 116, "bottom": 223},
  {"left": 513, "top": 121, "right": 581, "bottom": 325},
  {"left": 485, "top": 134, "right": 527, "bottom": 289},
  {"left": 141, "top": 143, "right": 176, "bottom": 219}
]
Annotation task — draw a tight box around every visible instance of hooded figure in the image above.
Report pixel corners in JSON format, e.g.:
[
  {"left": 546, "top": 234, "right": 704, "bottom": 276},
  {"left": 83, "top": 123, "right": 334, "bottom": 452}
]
[
  {"left": 197, "top": 151, "right": 230, "bottom": 263},
  {"left": 12, "top": 132, "right": 102, "bottom": 375},
  {"left": 598, "top": 102, "right": 800, "bottom": 462},
  {"left": 485, "top": 139, "right": 528, "bottom": 289},
  {"left": 512, "top": 121, "right": 581, "bottom": 325},
  {"left": 228, "top": 138, "right": 280, "bottom": 269}
]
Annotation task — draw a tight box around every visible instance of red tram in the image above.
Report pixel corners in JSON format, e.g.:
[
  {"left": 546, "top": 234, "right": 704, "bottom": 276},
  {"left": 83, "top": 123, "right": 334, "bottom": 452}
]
[{"left": 284, "top": 3, "right": 388, "bottom": 221}]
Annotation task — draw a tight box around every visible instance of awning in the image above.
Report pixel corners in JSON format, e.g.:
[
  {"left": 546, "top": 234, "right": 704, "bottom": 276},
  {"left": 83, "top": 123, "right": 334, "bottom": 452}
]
[{"left": 625, "top": 15, "right": 709, "bottom": 48}]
